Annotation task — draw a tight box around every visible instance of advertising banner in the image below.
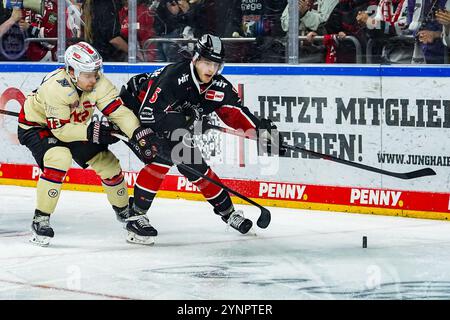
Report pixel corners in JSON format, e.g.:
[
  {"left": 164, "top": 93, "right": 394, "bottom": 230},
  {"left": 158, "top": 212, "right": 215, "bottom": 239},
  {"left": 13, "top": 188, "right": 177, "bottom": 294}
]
[{"left": 0, "top": 65, "right": 448, "bottom": 219}]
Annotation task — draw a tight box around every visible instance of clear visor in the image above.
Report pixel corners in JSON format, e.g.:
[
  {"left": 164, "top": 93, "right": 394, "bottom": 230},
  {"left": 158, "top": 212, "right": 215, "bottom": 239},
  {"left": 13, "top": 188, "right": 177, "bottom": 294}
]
[
  {"left": 194, "top": 54, "right": 224, "bottom": 74},
  {"left": 73, "top": 68, "right": 102, "bottom": 82},
  {"left": 78, "top": 69, "right": 101, "bottom": 80}
]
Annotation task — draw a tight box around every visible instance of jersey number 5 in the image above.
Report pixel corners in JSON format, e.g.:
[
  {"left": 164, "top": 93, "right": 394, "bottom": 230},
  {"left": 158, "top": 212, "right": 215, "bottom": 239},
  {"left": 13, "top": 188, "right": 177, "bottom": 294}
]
[{"left": 149, "top": 87, "right": 161, "bottom": 104}]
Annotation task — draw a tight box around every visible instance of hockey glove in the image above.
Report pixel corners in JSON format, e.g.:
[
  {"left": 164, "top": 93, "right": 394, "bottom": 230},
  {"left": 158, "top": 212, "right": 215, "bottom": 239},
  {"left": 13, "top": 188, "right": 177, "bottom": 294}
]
[
  {"left": 256, "top": 118, "right": 287, "bottom": 156},
  {"left": 119, "top": 72, "right": 150, "bottom": 111},
  {"left": 183, "top": 106, "right": 213, "bottom": 135},
  {"left": 87, "top": 121, "right": 120, "bottom": 145},
  {"left": 131, "top": 127, "right": 168, "bottom": 163},
  {"left": 183, "top": 105, "right": 200, "bottom": 132}
]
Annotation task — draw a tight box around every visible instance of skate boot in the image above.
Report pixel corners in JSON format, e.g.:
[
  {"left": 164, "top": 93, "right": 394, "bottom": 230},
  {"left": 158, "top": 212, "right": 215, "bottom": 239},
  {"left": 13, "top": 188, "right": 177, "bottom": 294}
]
[
  {"left": 112, "top": 200, "right": 131, "bottom": 223},
  {"left": 125, "top": 203, "right": 157, "bottom": 245},
  {"left": 30, "top": 210, "right": 54, "bottom": 246},
  {"left": 217, "top": 208, "right": 253, "bottom": 234}
]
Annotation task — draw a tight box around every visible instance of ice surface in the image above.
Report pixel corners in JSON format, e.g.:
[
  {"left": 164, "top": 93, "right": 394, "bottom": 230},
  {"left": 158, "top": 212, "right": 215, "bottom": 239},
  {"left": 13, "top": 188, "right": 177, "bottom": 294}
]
[{"left": 1, "top": 185, "right": 450, "bottom": 300}]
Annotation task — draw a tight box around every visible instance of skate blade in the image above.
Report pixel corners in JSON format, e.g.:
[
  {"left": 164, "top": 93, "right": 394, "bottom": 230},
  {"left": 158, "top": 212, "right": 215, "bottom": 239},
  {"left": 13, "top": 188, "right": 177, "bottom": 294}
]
[
  {"left": 29, "top": 234, "right": 51, "bottom": 247},
  {"left": 126, "top": 231, "right": 155, "bottom": 246}
]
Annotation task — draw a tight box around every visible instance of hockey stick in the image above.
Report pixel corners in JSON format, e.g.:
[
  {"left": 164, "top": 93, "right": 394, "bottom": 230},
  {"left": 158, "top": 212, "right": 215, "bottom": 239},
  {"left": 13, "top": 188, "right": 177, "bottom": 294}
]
[
  {"left": 112, "top": 133, "right": 271, "bottom": 229},
  {"left": 0, "top": 110, "right": 19, "bottom": 117},
  {"left": 203, "top": 123, "right": 436, "bottom": 180},
  {"left": 3, "top": 108, "right": 434, "bottom": 180}
]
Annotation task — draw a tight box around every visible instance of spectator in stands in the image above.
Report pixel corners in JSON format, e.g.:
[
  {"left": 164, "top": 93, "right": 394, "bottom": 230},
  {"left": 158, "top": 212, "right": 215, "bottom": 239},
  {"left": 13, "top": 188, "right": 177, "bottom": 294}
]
[
  {"left": 153, "top": 0, "right": 199, "bottom": 62},
  {"left": 83, "top": 0, "right": 129, "bottom": 61},
  {"left": 66, "top": 0, "right": 84, "bottom": 42},
  {"left": 324, "top": 0, "right": 379, "bottom": 63},
  {"left": 436, "top": 7, "right": 450, "bottom": 46},
  {"left": 195, "top": 0, "right": 241, "bottom": 37},
  {"left": 408, "top": 0, "right": 449, "bottom": 64},
  {"left": 0, "top": 6, "right": 22, "bottom": 38},
  {"left": 356, "top": 0, "right": 412, "bottom": 64},
  {"left": 0, "top": 5, "right": 26, "bottom": 61},
  {"left": 281, "top": 0, "right": 338, "bottom": 34},
  {"left": 189, "top": 0, "right": 246, "bottom": 63},
  {"left": 228, "top": 0, "right": 287, "bottom": 63},
  {"left": 119, "top": 0, "right": 154, "bottom": 61},
  {"left": 19, "top": 0, "right": 59, "bottom": 61},
  {"left": 281, "top": 0, "right": 339, "bottom": 63}
]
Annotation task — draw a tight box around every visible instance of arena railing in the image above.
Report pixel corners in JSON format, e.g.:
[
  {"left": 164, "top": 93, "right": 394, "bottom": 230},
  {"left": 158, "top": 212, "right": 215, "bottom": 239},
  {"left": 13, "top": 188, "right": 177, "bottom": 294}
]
[{"left": 366, "top": 35, "right": 449, "bottom": 64}]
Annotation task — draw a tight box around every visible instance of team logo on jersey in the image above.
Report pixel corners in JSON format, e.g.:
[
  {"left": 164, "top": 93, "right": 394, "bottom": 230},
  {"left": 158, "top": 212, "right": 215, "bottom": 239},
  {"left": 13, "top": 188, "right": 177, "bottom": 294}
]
[
  {"left": 140, "top": 106, "right": 155, "bottom": 123},
  {"left": 151, "top": 67, "right": 165, "bottom": 78},
  {"left": 205, "top": 90, "right": 224, "bottom": 102},
  {"left": 176, "top": 101, "right": 200, "bottom": 112},
  {"left": 57, "top": 79, "right": 71, "bottom": 87},
  {"left": 178, "top": 73, "right": 189, "bottom": 85},
  {"left": 212, "top": 79, "right": 227, "bottom": 88}
]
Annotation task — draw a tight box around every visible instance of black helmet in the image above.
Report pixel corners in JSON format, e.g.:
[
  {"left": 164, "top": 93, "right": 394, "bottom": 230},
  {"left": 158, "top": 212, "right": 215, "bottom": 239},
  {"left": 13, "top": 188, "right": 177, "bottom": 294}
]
[{"left": 194, "top": 34, "right": 225, "bottom": 64}]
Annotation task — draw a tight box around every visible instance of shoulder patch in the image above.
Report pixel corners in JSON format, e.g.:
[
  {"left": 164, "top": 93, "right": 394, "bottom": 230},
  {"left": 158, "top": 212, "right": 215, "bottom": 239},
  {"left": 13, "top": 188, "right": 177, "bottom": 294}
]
[
  {"left": 205, "top": 90, "right": 224, "bottom": 102},
  {"left": 56, "top": 79, "right": 71, "bottom": 87}
]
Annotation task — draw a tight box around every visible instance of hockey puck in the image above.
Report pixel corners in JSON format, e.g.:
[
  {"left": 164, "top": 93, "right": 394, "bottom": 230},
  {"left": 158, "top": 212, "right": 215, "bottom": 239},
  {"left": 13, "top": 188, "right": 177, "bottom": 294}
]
[{"left": 362, "top": 236, "right": 367, "bottom": 248}]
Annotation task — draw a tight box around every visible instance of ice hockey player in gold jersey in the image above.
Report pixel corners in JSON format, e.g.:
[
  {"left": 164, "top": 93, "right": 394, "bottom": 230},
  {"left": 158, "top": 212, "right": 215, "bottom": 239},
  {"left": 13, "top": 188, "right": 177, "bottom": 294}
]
[{"left": 17, "top": 42, "right": 154, "bottom": 246}]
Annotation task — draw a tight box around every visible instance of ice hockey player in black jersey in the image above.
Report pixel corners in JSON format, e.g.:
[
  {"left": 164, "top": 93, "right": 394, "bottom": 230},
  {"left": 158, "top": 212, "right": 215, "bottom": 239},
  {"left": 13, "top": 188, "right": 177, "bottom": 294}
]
[{"left": 120, "top": 34, "right": 286, "bottom": 244}]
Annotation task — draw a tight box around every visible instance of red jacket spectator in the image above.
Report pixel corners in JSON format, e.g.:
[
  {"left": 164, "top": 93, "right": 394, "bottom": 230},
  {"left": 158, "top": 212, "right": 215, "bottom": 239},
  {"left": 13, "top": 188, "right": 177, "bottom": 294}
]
[
  {"left": 325, "top": 0, "right": 379, "bottom": 62},
  {"left": 119, "top": 0, "right": 156, "bottom": 62},
  {"left": 22, "top": 0, "right": 73, "bottom": 61}
]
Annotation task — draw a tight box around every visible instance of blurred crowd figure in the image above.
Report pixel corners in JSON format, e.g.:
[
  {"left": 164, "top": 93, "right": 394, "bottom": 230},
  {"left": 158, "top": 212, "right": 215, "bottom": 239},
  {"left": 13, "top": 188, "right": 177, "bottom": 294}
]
[
  {"left": 0, "top": 0, "right": 80, "bottom": 61},
  {"left": 1, "top": 0, "right": 450, "bottom": 63}
]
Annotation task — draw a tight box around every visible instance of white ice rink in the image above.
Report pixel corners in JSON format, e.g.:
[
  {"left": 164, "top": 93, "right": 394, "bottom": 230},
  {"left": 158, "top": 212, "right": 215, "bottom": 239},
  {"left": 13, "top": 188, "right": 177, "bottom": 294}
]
[{"left": 1, "top": 185, "right": 450, "bottom": 300}]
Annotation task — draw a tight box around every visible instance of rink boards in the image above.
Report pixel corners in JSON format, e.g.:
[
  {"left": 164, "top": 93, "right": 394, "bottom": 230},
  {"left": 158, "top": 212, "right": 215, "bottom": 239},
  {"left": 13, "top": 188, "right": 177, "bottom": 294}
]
[
  {"left": 0, "top": 162, "right": 448, "bottom": 221},
  {"left": 0, "top": 64, "right": 449, "bottom": 220}
]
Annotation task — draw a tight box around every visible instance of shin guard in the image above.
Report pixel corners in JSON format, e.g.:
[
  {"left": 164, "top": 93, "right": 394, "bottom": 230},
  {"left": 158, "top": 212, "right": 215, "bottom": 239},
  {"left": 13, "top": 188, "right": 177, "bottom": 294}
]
[
  {"left": 193, "top": 168, "right": 233, "bottom": 215},
  {"left": 102, "top": 171, "right": 128, "bottom": 209},
  {"left": 133, "top": 162, "right": 171, "bottom": 212}
]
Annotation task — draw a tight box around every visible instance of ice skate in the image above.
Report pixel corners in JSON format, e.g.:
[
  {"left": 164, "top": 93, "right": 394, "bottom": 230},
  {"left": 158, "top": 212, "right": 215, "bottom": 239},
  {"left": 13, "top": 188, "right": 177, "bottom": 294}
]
[
  {"left": 125, "top": 204, "right": 157, "bottom": 245},
  {"left": 30, "top": 210, "right": 54, "bottom": 247},
  {"left": 113, "top": 204, "right": 129, "bottom": 223},
  {"left": 221, "top": 210, "right": 253, "bottom": 234}
]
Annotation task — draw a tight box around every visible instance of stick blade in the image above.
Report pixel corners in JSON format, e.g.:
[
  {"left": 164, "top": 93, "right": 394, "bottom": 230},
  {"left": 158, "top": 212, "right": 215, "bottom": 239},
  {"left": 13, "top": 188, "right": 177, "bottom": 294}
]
[
  {"left": 402, "top": 168, "right": 436, "bottom": 179},
  {"left": 257, "top": 208, "right": 271, "bottom": 229}
]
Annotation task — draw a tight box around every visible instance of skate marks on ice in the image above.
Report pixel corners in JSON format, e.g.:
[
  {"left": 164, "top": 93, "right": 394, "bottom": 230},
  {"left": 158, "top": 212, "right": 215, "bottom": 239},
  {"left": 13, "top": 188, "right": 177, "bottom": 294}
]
[
  {"left": 143, "top": 261, "right": 450, "bottom": 299},
  {"left": 302, "top": 281, "right": 450, "bottom": 299}
]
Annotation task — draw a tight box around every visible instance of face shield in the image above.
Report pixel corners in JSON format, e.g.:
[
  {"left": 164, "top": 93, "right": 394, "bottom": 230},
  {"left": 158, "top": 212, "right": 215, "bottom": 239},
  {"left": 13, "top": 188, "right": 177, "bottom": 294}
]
[{"left": 193, "top": 52, "right": 224, "bottom": 75}]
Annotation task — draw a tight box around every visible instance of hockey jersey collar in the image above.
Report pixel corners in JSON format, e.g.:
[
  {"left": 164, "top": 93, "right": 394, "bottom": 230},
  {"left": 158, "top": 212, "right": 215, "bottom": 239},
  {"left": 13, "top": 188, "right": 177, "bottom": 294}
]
[{"left": 189, "top": 61, "right": 214, "bottom": 95}]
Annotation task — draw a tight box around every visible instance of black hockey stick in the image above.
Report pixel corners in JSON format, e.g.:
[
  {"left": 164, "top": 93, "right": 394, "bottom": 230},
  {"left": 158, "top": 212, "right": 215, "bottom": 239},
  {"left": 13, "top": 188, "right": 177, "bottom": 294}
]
[
  {"left": 112, "top": 133, "right": 271, "bottom": 229},
  {"left": 0, "top": 109, "right": 19, "bottom": 117},
  {"left": 203, "top": 123, "right": 436, "bottom": 180}
]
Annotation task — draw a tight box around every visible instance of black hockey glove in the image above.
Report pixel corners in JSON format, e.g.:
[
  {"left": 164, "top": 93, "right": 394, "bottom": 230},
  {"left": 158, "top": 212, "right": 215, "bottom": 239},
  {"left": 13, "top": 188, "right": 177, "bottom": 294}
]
[
  {"left": 256, "top": 118, "right": 287, "bottom": 156},
  {"left": 183, "top": 105, "right": 200, "bottom": 132},
  {"left": 183, "top": 106, "right": 213, "bottom": 135},
  {"left": 87, "top": 121, "right": 120, "bottom": 145},
  {"left": 119, "top": 72, "right": 150, "bottom": 111},
  {"left": 131, "top": 127, "right": 168, "bottom": 163}
]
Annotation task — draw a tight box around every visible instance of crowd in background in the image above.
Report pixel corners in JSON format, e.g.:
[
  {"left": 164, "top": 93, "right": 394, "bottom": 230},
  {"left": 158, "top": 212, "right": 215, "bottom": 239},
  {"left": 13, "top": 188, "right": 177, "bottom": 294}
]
[{"left": 1, "top": 0, "right": 450, "bottom": 64}]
